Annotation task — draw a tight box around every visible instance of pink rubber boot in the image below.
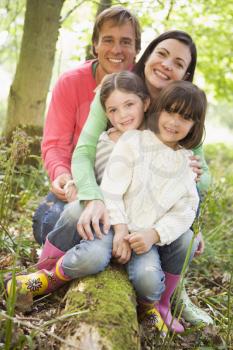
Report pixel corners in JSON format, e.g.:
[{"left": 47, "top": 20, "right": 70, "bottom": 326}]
[
  {"left": 37, "top": 238, "right": 64, "bottom": 270},
  {"left": 158, "top": 271, "right": 184, "bottom": 333}
]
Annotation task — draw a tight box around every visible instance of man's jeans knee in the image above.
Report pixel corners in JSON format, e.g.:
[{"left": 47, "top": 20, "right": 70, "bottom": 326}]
[{"left": 33, "top": 192, "right": 65, "bottom": 245}]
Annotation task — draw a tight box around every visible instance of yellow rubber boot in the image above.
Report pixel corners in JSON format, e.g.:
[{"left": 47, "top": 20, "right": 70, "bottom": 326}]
[
  {"left": 6, "top": 257, "right": 70, "bottom": 298},
  {"left": 6, "top": 271, "right": 49, "bottom": 297},
  {"left": 138, "top": 300, "right": 168, "bottom": 337}
]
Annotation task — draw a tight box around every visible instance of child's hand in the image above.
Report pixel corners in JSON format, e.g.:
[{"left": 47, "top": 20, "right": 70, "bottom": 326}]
[
  {"left": 64, "top": 180, "right": 78, "bottom": 202},
  {"left": 124, "top": 229, "right": 160, "bottom": 255},
  {"left": 113, "top": 225, "right": 131, "bottom": 264}
]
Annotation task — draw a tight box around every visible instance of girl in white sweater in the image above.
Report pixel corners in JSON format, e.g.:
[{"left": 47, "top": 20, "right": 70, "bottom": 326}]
[{"left": 99, "top": 75, "right": 207, "bottom": 335}]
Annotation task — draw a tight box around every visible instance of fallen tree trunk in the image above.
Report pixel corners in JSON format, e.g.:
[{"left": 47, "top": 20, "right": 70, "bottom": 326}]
[{"left": 61, "top": 265, "right": 140, "bottom": 350}]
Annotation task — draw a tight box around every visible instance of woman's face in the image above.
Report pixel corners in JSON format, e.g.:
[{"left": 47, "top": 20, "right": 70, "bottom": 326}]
[{"left": 144, "top": 39, "right": 192, "bottom": 97}]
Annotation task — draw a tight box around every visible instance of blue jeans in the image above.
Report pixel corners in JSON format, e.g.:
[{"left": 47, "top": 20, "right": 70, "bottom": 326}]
[
  {"left": 33, "top": 192, "right": 65, "bottom": 245},
  {"left": 126, "top": 229, "right": 199, "bottom": 302},
  {"left": 47, "top": 200, "right": 113, "bottom": 278},
  {"left": 37, "top": 200, "right": 198, "bottom": 295}
]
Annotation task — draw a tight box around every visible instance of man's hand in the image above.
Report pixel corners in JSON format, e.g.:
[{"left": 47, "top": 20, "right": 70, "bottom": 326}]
[
  {"left": 113, "top": 224, "right": 131, "bottom": 264},
  {"left": 194, "top": 231, "right": 205, "bottom": 256},
  {"left": 124, "top": 229, "right": 160, "bottom": 255},
  {"left": 51, "top": 173, "right": 72, "bottom": 201},
  {"left": 77, "top": 200, "right": 110, "bottom": 240},
  {"left": 189, "top": 155, "right": 202, "bottom": 182}
]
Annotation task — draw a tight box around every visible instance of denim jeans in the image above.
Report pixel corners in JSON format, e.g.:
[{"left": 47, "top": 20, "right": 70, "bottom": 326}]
[
  {"left": 38, "top": 200, "right": 198, "bottom": 298},
  {"left": 126, "top": 229, "right": 199, "bottom": 302},
  {"left": 46, "top": 200, "right": 113, "bottom": 278},
  {"left": 32, "top": 192, "right": 65, "bottom": 245}
]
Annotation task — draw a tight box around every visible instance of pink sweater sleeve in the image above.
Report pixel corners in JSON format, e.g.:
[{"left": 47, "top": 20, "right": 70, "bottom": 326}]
[{"left": 41, "top": 63, "right": 96, "bottom": 181}]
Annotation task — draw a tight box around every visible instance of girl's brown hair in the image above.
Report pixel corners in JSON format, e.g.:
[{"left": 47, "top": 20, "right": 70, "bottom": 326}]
[
  {"left": 100, "top": 71, "right": 149, "bottom": 110},
  {"left": 146, "top": 81, "right": 207, "bottom": 149}
]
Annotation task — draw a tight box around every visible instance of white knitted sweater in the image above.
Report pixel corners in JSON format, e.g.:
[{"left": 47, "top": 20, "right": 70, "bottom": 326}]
[{"left": 100, "top": 130, "right": 199, "bottom": 246}]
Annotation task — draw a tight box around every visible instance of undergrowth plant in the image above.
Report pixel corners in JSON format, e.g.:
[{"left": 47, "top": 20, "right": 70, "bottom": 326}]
[{"left": 0, "top": 129, "right": 49, "bottom": 349}]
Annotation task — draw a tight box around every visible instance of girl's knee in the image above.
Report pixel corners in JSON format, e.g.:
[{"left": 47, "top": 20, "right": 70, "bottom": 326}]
[
  {"left": 132, "top": 267, "right": 165, "bottom": 301},
  {"left": 62, "top": 239, "right": 112, "bottom": 278}
]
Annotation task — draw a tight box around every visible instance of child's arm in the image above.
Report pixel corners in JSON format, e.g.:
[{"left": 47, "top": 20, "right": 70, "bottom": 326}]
[
  {"left": 153, "top": 188, "right": 199, "bottom": 246},
  {"left": 101, "top": 134, "right": 134, "bottom": 225},
  {"left": 192, "top": 144, "right": 212, "bottom": 193},
  {"left": 113, "top": 224, "right": 131, "bottom": 264},
  {"left": 71, "top": 89, "right": 107, "bottom": 202},
  {"left": 101, "top": 133, "right": 135, "bottom": 262}
]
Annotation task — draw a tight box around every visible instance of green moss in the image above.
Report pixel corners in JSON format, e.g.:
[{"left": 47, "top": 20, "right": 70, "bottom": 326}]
[{"left": 64, "top": 265, "right": 140, "bottom": 350}]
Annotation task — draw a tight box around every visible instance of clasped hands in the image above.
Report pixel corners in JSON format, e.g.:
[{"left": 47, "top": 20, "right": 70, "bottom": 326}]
[{"left": 113, "top": 224, "right": 160, "bottom": 264}]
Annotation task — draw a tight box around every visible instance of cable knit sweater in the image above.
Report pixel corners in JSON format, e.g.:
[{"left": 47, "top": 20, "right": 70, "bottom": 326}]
[{"left": 100, "top": 130, "right": 199, "bottom": 246}]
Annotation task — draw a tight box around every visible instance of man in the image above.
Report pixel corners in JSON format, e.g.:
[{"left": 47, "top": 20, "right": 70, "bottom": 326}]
[{"left": 33, "top": 6, "right": 141, "bottom": 244}]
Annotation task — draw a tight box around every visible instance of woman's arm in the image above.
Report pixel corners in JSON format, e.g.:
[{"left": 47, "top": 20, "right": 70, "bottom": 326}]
[
  {"left": 192, "top": 144, "right": 212, "bottom": 193},
  {"left": 71, "top": 89, "right": 107, "bottom": 201}
]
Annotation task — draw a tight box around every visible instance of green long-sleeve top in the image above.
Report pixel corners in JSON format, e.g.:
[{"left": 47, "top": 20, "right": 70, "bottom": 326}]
[{"left": 71, "top": 90, "right": 211, "bottom": 202}]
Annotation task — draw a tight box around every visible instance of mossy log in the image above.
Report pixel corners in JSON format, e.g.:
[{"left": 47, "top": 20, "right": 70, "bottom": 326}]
[{"left": 61, "top": 265, "right": 140, "bottom": 350}]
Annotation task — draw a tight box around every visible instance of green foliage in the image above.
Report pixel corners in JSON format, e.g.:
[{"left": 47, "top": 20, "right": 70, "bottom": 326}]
[
  {"left": 208, "top": 103, "right": 233, "bottom": 131},
  {"left": 0, "top": 0, "right": 26, "bottom": 67}
]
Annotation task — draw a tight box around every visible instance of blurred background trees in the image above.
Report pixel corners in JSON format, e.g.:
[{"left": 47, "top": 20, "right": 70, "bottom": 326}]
[{"left": 1, "top": 0, "right": 232, "bottom": 138}]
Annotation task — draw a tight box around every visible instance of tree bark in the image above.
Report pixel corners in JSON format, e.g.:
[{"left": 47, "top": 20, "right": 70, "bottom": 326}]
[
  {"left": 61, "top": 266, "right": 140, "bottom": 350},
  {"left": 4, "top": 0, "right": 65, "bottom": 136}
]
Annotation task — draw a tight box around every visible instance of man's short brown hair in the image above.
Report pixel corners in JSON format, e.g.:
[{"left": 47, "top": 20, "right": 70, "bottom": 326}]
[{"left": 92, "top": 6, "right": 141, "bottom": 56}]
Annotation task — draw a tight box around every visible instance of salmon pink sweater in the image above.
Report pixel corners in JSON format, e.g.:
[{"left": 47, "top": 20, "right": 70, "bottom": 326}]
[{"left": 42, "top": 60, "right": 97, "bottom": 181}]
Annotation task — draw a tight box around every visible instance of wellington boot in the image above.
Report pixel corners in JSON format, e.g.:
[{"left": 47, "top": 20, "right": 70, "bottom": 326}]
[
  {"left": 37, "top": 238, "right": 64, "bottom": 270},
  {"left": 158, "top": 272, "right": 184, "bottom": 333},
  {"left": 6, "top": 257, "right": 70, "bottom": 299},
  {"left": 138, "top": 300, "right": 168, "bottom": 337}
]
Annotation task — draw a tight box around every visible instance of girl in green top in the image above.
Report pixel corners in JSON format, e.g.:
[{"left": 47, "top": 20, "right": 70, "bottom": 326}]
[{"left": 71, "top": 30, "right": 213, "bottom": 326}]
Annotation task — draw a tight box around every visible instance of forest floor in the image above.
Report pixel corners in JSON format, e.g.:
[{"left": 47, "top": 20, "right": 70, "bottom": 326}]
[{"left": 0, "top": 135, "right": 232, "bottom": 350}]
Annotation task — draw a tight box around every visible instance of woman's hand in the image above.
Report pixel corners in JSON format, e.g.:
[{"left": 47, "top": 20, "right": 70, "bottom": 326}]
[
  {"left": 195, "top": 231, "right": 205, "bottom": 256},
  {"left": 189, "top": 155, "right": 202, "bottom": 182},
  {"left": 51, "top": 173, "right": 72, "bottom": 201},
  {"left": 124, "top": 229, "right": 160, "bottom": 255},
  {"left": 113, "top": 224, "right": 131, "bottom": 264},
  {"left": 77, "top": 200, "right": 110, "bottom": 240}
]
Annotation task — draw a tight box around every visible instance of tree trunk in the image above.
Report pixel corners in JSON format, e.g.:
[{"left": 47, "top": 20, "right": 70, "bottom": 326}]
[
  {"left": 61, "top": 266, "right": 140, "bottom": 350},
  {"left": 4, "top": 0, "right": 65, "bottom": 136}
]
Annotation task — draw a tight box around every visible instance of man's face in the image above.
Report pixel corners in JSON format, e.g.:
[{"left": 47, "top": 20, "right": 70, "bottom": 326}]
[{"left": 94, "top": 20, "right": 137, "bottom": 80}]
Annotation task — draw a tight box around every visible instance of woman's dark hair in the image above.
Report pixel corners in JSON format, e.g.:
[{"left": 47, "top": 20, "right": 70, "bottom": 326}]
[
  {"left": 146, "top": 80, "right": 207, "bottom": 149},
  {"left": 133, "top": 30, "right": 197, "bottom": 82},
  {"left": 100, "top": 71, "right": 149, "bottom": 110}
]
